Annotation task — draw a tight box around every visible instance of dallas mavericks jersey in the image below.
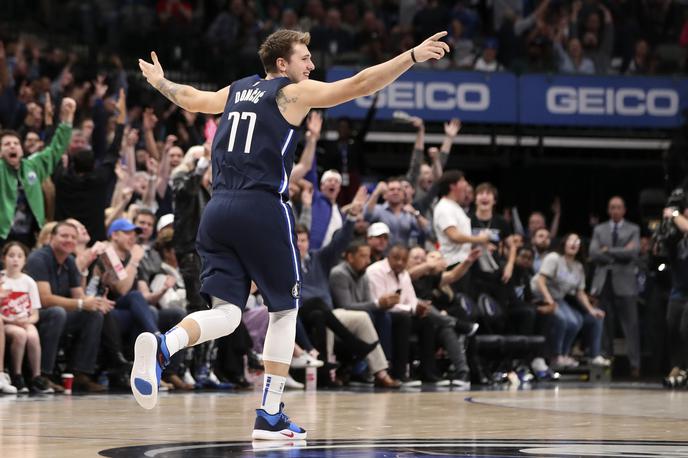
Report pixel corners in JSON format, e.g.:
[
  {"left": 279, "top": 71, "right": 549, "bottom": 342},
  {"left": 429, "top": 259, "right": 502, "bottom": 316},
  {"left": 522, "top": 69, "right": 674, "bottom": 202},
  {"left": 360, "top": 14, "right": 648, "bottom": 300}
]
[{"left": 211, "top": 75, "right": 298, "bottom": 200}]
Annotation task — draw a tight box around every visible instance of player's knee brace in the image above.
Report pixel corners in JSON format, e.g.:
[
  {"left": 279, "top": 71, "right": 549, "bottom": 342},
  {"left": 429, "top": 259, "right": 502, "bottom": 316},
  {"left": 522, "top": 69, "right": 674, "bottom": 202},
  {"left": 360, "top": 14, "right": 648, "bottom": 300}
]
[
  {"left": 262, "top": 308, "right": 297, "bottom": 365},
  {"left": 186, "top": 297, "right": 242, "bottom": 344}
]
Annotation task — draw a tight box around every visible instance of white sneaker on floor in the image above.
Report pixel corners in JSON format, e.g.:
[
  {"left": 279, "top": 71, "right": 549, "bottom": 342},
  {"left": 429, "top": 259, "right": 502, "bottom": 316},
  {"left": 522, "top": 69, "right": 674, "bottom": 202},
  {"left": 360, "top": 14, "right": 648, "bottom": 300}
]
[
  {"left": 291, "top": 354, "right": 324, "bottom": 369},
  {"left": 591, "top": 355, "right": 611, "bottom": 367},
  {"left": 400, "top": 378, "right": 422, "bottom": 388},
  {"left": 451, "top": 379, "right": 471, "bottom": 390},
  {"left": 284, "top": 375, "right": 304, "bottom": 389},
  {"left": 182, "top": 369, "right": 196, "bottom": 386},
  {"left": 531, "top": 357, "right": 549, "bottom": 373},
  {"left": 564, "top": 356, "right": 580, "bottom": 368},
  {"left": 0, "top": 372, "right": 17, "bottom": 394}
]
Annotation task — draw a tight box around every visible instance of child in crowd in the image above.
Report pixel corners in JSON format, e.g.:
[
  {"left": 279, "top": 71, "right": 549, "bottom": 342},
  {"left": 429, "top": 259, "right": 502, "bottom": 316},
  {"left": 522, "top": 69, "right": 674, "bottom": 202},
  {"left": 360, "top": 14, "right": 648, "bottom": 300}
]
[{"left": 1, "top": 242, "right": 53, "bottom": 393}]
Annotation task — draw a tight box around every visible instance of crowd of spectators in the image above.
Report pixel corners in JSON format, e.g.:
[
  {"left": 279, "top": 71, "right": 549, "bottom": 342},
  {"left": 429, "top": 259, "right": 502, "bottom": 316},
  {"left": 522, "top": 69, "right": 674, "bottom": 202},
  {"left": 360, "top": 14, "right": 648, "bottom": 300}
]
[
  {"left": 0, "top": 0, "right": 687, "bottom": 395},
  {"left": 4, "top": 0, "right": 688, "bottom": 87}
]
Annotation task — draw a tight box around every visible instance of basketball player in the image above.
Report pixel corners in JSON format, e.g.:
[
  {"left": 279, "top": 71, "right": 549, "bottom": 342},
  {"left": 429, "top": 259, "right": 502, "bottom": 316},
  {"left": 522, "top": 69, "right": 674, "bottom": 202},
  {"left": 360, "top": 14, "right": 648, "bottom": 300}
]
[{"left": 132, "top": 29, "right": 450, "bottom": 440}]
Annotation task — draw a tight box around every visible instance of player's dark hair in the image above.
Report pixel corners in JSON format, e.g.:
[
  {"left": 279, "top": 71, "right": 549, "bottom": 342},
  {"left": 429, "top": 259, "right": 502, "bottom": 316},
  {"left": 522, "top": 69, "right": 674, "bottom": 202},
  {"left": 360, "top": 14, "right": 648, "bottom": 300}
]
[
  {"left": 437, "top": 170, "right": 465, "bottom": 197},
  {"left": 258, "top": 29, "right": 311, "bottom": 74}
]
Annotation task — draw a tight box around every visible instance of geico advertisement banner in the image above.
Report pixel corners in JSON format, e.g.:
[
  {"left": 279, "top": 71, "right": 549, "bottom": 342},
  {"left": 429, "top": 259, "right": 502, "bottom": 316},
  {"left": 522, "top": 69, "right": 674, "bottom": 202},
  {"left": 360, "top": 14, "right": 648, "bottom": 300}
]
[
  {"left": 519, "top": 74, "right": 688, "bottom": 128},
  {"left": 326, "top": 68, "right": 518, "bottom": 123},
  {"left": 326, "top": 69, "right": 688, "bottom": 128}
]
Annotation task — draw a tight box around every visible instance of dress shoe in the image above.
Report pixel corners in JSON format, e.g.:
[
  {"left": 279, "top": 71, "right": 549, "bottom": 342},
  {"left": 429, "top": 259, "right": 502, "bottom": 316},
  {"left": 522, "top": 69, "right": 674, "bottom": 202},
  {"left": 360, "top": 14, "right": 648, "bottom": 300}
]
[
  {"left": 374, "top": 374, "right": 401, "bottom": 388},
  {"left": 41, "top": 375, "right": 65, "bottom": 393},
  {"left": 73, "top": 373, "right": 107, "bottom": 393}
]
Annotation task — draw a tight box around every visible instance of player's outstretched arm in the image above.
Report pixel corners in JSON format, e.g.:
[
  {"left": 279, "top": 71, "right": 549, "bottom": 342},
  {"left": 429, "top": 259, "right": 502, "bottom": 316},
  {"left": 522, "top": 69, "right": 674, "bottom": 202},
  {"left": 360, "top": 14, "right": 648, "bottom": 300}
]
[
  {"left": 139, "top": 52, "right": 229, "bottom": 114},
  {"left": 289, "top": 32, "right": 449, "bottom": 111}
]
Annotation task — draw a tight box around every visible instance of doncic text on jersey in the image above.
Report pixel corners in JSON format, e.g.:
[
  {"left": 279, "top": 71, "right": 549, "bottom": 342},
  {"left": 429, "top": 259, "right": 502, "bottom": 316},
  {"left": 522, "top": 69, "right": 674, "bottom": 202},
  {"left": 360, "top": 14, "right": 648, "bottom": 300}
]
[{"left": 235, "top": 88, "right": 266, "bottom": 104}]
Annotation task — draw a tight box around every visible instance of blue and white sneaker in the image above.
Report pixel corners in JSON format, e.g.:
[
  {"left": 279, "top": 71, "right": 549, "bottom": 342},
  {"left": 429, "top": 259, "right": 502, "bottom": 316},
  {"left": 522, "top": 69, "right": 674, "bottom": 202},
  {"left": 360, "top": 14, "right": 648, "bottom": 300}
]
[
  {"left": 131, "top": 332, "right": 170, "bottom": 410},
  {"left": 252, "top": 403, "right": 307, "bottom": 440}
]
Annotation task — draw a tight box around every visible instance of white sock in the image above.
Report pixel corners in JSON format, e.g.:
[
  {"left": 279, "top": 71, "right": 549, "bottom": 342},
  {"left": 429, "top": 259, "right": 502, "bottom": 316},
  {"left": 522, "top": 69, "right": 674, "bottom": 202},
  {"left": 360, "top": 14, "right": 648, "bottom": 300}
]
[
  {"left": 260, "top": 373, "right": 286, "bottom": 415},
  {"left": 164, "top": 326, "right": 189, "bottom": 357}
]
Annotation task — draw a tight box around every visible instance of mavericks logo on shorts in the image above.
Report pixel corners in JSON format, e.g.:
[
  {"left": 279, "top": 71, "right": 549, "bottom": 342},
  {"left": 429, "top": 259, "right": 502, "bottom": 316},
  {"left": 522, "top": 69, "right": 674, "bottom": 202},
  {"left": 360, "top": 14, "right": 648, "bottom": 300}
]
[{"left": 291, "top": 281, "right": 301, "bottom": 299}]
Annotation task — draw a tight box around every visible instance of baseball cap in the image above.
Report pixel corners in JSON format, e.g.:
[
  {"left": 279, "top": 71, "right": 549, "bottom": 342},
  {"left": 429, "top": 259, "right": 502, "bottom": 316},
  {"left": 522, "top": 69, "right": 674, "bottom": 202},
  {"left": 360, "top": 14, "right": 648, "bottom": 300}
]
[
  {"left": 108, "top": 218, "right": 142, "bottom": 238},
  {"left": 157, "top": 213, "right": 174, "bottom": 233},
  {"left": 367, "top": 222, "right": 391, "bottom": 238}
]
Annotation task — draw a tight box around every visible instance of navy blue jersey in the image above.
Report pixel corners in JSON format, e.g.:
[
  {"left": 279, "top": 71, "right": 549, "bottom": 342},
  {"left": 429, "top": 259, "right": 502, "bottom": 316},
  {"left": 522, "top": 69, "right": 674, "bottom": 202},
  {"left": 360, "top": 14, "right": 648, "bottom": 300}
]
[{"left": 211, "top": 75, "right": 298, "bottom": 200}]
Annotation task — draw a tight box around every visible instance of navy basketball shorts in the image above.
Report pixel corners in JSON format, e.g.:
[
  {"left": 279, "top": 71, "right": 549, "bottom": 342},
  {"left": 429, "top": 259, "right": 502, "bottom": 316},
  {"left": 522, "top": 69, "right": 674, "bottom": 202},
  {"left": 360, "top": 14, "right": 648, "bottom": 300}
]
[{"left": 196, "top": 189, "right": 302, "bottom": 312}]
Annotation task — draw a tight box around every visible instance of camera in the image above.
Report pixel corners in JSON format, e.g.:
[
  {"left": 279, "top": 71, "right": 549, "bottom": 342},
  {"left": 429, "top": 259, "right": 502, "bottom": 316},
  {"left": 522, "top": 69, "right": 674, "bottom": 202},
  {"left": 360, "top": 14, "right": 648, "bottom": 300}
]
[{"left": 651, "top": 188, "right": 687, "bottom": 259}]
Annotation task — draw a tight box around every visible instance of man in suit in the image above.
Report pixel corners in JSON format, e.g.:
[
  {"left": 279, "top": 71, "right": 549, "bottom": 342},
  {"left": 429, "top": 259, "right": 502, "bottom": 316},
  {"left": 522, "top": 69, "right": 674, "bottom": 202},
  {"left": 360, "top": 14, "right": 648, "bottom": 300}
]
[{"left": 589, "top": 196, "right": 641, "bottom": 376}]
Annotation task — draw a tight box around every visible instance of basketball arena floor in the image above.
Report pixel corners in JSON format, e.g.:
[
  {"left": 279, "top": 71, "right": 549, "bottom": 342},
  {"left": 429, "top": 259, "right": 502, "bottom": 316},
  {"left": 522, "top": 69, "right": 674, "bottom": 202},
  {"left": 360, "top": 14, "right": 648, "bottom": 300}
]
[{"left": 2, "top": 383, "right": 687, "bottom": 457}]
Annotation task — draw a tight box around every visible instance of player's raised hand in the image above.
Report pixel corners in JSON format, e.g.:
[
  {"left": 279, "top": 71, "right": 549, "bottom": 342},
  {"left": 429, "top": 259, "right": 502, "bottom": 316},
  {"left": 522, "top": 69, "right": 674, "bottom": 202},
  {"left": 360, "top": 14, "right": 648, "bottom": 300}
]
[
  {"left": 138, "top": 51, "right": 165, "bottom": 88},
  {"left": 413, "top": 31, "right": 450, "bottom": 63}
]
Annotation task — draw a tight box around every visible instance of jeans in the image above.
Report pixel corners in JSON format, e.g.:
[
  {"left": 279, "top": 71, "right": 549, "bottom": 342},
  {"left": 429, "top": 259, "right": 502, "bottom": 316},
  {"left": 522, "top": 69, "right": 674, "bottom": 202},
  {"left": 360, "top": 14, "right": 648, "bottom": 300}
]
[
  {"left": 38, "top": 307, "right": 104, "bottom": 375},
  {"left": 546, "top": 299, "right": 603, "bottom": 358},
  {"left": 115, "top": 291, "right": 159, "bottom": 333}
]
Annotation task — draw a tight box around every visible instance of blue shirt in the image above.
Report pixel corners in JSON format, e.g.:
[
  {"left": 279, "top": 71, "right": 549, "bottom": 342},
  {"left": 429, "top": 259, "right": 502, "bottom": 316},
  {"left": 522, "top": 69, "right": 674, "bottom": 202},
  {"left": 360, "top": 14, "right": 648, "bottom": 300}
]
[{"left": 364, "top": 202, "right": 426, "bottom": 246}]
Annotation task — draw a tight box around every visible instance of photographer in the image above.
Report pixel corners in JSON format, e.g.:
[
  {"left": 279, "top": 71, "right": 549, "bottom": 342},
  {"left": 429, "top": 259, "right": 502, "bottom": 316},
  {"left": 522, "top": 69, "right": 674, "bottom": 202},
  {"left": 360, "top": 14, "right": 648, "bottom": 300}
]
[{"left": 662, "top": 204, "right": 688, "bottom": 387}]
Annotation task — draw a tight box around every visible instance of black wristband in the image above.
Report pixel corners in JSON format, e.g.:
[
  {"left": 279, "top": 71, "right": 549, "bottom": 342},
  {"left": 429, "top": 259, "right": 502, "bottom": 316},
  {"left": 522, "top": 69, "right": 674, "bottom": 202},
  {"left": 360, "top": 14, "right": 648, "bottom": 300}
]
[{"left": 411, "top": 48, "right": 417, "bottom": 63}]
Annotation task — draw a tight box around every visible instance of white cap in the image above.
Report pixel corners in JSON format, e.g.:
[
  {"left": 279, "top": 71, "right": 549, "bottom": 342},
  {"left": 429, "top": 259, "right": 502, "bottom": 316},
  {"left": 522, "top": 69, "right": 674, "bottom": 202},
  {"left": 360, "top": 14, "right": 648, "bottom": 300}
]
[
  {"left": 367, "top": 222, "right": 390, "bottom": 238},
  {"left": 320, "top": 169, "right": 342, "bottom": 185},
  {"left": 157, "top": 213, "right": 174, "bottom": 233}
]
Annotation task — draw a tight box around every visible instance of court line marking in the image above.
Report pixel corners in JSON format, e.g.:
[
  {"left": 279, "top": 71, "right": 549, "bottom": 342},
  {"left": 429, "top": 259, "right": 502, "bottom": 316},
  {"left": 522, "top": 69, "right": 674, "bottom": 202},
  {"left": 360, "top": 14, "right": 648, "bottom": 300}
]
[{"left": 464, "top": 395, "right": 688, "bottom": 422}]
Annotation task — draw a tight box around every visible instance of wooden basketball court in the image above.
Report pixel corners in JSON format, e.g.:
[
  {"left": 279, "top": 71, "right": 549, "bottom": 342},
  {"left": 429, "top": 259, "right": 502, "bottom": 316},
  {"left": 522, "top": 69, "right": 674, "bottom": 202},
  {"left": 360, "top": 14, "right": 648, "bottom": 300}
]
[{"left": 1, "top": 385, "right": 687, "bottom": 457}]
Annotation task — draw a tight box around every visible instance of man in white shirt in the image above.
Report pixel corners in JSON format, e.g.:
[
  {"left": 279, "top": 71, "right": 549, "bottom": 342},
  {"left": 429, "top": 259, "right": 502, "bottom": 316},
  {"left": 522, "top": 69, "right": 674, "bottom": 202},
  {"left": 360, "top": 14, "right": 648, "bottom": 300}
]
[{"left": 433, "top": 170, "right": 489, "bottom": 293}]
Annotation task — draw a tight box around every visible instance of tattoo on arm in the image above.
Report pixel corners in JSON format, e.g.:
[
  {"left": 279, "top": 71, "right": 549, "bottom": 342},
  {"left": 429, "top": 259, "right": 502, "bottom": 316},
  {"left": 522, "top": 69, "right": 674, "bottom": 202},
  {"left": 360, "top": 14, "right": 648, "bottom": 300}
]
[
  {"left": 276, "top": 89, "right": 298, "bottom": 114},
  {"left": 155, "top": 79, "right": 182, "bottom": 105}
]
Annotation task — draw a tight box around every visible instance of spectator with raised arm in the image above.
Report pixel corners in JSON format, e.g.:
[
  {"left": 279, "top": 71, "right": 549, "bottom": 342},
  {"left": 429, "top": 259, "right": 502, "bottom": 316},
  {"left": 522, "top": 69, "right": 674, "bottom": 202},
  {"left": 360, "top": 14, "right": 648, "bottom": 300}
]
[
  {"left": 571, "top": 1, "right": 614, "bottom": 74},
  {"left": 364, "top": 177, "right": 431, "bottom": 247},
  {"left": 54, "top": 89, "right": 126, "bottom": 243},
  {"left": 290, "top": 111, "right": 322, "bottom": 184},
  {"left": 0, "top": 98, "right": 75, "bottom": 250},
  {"left": 405, "top": 117, "right": 461, "bottom": 207},
  {"left": 171, "top": 145, "right": 211, "bottom": 313}
]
